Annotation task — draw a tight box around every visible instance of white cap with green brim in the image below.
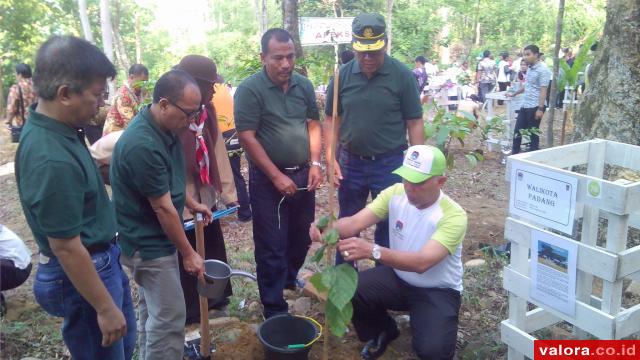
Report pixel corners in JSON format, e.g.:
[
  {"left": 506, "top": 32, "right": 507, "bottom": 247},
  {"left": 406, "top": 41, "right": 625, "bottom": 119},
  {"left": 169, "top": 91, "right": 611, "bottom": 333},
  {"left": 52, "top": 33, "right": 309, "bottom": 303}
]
[{"left": 392, "top": 145, "right": 446, "bottom": 184}]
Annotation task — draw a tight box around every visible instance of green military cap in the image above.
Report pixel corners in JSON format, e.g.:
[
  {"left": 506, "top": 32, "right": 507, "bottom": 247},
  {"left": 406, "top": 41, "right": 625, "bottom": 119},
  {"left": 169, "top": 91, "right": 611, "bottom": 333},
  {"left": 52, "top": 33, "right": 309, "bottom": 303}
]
[{"left": 352, "top": 13, "right": 386, "bottom": 52}]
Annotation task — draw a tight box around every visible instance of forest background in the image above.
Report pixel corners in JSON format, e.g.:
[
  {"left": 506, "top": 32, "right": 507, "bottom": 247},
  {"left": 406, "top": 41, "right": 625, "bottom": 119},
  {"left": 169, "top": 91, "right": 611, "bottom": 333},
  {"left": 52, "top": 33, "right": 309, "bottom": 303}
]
[{"left": 0, "top": 0, "right": 606, "bottom": 108}]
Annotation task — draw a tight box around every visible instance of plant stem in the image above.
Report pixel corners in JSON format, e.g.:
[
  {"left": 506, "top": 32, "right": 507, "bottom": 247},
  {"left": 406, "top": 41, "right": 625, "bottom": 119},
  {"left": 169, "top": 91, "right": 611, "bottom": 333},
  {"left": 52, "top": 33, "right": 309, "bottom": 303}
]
[{"left": 322, "top": 61, "right": 341, "bottom": 360}]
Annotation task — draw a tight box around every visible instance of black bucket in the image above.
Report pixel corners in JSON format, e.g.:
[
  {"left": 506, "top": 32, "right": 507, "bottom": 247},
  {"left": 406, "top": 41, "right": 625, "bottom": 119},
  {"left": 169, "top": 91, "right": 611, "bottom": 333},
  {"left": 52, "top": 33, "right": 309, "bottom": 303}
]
[
  {"left": 257, "top": 314, "right": 321, "bottom": 360},
  {"left": 10, "top": 126, "right": 22, "bottom": 143}
]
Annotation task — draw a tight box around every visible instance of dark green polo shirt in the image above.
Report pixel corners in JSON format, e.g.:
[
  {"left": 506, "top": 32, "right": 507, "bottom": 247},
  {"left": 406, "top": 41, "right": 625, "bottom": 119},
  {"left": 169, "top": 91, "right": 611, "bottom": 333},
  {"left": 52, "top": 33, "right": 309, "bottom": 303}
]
[
  {"left": 325, "top": 55, "right": 423, "bottom": 156},
  {"left": 110, "top": 106, "right": 186, "bottom": 260},
  {"left": 15, "top": 107, "right": 116, "bottom": 257},
  {"left": 234, "top": 68, "right": 320, "bottom": 167}
]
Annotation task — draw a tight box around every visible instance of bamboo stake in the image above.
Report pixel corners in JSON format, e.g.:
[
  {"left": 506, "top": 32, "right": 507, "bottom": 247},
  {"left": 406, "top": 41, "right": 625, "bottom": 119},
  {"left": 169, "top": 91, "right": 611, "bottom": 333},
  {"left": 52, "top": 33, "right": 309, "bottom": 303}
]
[{"left": 195, "top": 213, "right": 211, "bottom": 358}]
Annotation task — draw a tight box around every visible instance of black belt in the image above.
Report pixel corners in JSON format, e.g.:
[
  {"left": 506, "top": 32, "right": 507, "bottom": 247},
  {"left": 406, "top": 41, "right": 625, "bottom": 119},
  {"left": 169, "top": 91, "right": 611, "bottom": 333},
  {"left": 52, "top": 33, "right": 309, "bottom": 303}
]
[
  {"left": 86, "top": 234, "right": 118, "bottom": 255},
  {"left": 343, "top": 145, "right": 407, "bottom": 161},
  {"left": 278, "top": 163, "right": 309, "bottom": 173}
]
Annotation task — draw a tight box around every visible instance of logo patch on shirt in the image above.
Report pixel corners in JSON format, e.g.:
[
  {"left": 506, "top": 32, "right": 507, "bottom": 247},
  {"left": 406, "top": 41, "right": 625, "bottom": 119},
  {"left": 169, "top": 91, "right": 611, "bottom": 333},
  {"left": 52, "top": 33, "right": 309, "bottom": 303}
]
[{"left": 392, "top": 220, "right": 405, "bottom": 240}]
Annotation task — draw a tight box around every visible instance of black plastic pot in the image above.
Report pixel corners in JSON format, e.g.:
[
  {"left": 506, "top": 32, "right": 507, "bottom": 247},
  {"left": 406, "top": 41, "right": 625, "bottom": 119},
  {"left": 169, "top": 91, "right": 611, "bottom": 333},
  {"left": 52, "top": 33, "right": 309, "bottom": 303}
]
[{"left": 257, "top": 314, "right": 320, "bottom": 360}]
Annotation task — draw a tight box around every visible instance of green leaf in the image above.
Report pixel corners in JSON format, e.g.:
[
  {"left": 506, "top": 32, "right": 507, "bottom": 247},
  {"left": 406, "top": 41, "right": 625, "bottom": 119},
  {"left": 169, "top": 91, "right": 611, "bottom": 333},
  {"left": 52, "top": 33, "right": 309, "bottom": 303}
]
[
  {"left": 326, "top": 300, "right": 353, "bottom": 337},
  {"left": 320, "top": 266, "right": 337, "bottom": 290},
  {"left": 465, "top": 154, "right": 478, "bottom": 167},
  {"left": 316, "top": 215, "right": 331, "bottom": 230},
  {"left": 310, "top": 244, "right": 326, "bottom": 263},
  {"left": 322, "top": 228, "right": 339, "bottom": 245},
  {"left": 309, "top": 273, "right": 328, "bottom": 293},
  {"left": 436, "top": 126, "right": 450, "bottom": 146},
  {"left": 327, "top": 264, "right": 358, "bottom": 310},
  {"left": 474, "top": 151, "right": 485, "bottom": 162},
  {"left": 446, "top": 153, "right": 455, "bottom": 168},
  {"left": 458, "top": 110, "right": 477, "bottom": 122},
  {"left": 424, "top": 122, "right": 437, "bottom": 140}
]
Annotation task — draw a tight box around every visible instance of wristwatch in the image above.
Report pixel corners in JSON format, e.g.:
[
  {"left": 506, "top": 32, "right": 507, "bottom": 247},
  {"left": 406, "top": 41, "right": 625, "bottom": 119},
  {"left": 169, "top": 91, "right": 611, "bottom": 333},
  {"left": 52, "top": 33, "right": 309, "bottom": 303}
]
[
  {"left": 310, "top": 160, "right": 324, "bottom": 170},
  {"left": 537, "top": 106, "right": 546, "bottom": 112},
  {"left": 371, "top": 244, "right": 382, "bottom": 261}
]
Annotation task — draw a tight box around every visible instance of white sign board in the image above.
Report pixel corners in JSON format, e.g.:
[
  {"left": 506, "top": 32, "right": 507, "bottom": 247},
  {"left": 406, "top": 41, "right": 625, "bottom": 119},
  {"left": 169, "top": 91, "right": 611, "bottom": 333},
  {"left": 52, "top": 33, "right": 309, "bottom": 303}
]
[
  {"left": 509, "top": 163, "right": 578, "bottom": 235},
  {"left": 530, "top": 229, "right": 578, "bottom": 316},
  {"left": 299, "top": 17, "right": 354, "bottom": 46}
]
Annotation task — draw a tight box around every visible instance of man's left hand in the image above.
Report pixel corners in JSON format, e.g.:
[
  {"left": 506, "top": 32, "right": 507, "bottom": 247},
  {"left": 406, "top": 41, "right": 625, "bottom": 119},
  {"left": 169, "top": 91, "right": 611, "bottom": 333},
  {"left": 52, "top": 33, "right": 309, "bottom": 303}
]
[
  {"left": 337, "top": 237, "right": 374, "bottom": 261},
  {"left": 190, "top": 202, "right": 213, "bottom": 224},
  {"left": 535, "top": 109, "right": 544, "bottom": 120},
  {"left": 307, "top": 165, "right": 323, "bottom": 191}
]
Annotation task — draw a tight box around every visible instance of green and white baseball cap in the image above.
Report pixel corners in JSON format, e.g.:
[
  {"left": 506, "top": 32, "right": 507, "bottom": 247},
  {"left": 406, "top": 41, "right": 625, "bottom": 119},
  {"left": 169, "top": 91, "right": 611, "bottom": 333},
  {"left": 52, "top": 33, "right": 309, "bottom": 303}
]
[{"left": 393, "top": 145, "right": 446, "bottom": 183}]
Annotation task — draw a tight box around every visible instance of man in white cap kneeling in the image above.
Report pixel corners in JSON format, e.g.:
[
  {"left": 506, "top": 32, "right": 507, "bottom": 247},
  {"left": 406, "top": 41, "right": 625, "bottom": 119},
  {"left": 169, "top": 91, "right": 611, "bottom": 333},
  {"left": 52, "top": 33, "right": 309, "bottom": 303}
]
[{"left": 310, "top": 145, "right": 467, "bottom": 360}]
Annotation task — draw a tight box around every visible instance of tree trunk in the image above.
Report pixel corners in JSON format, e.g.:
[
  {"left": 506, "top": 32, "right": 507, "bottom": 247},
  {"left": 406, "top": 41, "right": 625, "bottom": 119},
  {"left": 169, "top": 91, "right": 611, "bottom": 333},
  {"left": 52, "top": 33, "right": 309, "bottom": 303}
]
[
  {"left": 0, "top": 65, "right": 4, "bottom": 118},
  {"left": 78, "top": 0, "right": 94, "bottom": 42},
  {"left": 437, "top": 7, "right": 450, "bottom": 65},
  {"left": 135, "top": 14, "right": 142, "bottom": 63},
  {"left": 282, "top": 0, "right": 307, "bottom": 75},
  {"left": 113, "top": 30, "right": 132, "bottom": 71},
  {"left": 111, "top": 0, "right": 131, "bottom": 71},
  {"left": 572, "top": 1, "right": 640, "bottom": 144},
  {"left": 261, "top": 0, "right": 268, "bottom": 34},
  {"left": 386, "top": 0, "right": 393, "bottom": 53},
  {"left": 100, "top": 0, "right": 114, "bottom": 62},
  {"left": 100, "top": 0, "right": 115, "bottom": 98},
  {"left": 546, "top": 0, "right": 564, "bottom": 147}
]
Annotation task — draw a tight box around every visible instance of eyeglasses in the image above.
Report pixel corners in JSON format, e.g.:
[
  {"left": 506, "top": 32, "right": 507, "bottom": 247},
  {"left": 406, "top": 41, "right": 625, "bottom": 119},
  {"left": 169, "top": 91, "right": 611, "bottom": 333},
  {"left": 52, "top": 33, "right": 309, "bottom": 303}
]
[{"left": 167, "top": 100, "right": 202, "bottom": 120}]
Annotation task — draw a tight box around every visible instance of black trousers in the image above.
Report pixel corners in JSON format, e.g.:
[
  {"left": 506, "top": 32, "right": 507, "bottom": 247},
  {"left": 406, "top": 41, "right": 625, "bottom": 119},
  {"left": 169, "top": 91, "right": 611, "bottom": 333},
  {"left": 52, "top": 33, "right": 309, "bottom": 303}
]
[
  {"left": 498, "top": 82, "right": 510, "bottom": 105},
  {"left": 478, "top": 82, "right": 495, "bottom": 104},
  {"left": 178, "top": 218, "right": 232, "bottom": 324},
  {"left": 249, "top": 164, "right": 314, "bottom": 318},
  {"left": 0, "top": 259, "right": 32, "bottom": 291},
  {"left": 512, "top": 107, "right": 542, "bottom": 154},
  {"left": 228, "top": 153, "right": 252, "bottom": 219},
  {"left": 352, "top": 266, "right": 461, "bottom": 360}
]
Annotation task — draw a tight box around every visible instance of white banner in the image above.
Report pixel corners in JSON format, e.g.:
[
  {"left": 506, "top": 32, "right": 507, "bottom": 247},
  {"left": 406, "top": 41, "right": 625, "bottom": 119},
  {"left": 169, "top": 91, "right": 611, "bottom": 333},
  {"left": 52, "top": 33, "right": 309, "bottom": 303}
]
[{"left": 299, "top": 17, "right": 354, "bottom": 46}]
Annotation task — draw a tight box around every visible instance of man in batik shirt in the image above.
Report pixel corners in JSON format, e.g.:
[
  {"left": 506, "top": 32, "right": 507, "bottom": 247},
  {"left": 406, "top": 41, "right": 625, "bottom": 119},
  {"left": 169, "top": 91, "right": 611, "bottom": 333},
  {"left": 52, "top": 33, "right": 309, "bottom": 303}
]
[
  {"left": 5, "top": 63, "right": 36, "bottom": 128},
  {"left": 102, "top": 64, "right": 149, "bottom": 135}
]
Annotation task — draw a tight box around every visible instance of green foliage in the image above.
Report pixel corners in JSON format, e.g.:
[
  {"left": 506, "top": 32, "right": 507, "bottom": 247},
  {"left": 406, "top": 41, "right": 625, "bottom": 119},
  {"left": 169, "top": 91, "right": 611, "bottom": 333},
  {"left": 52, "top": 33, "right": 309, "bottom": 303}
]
[
  {"left": 309, "top": 263, "right": 358, "bottom": 337},
  {"left": 311, "top": 213, "right": 359, "bottom": 337},
  {"left": 424, "top": 104, "right": 483, "bottom": 168},
  {"left": 557, "top": 33, "right": 598, "bottom": 90},
  {"left": 479, "top": 114, "right": 506, "bottom": 142},
  {"left": 519, "top": 127, "right": 541, "bottom": 144}
]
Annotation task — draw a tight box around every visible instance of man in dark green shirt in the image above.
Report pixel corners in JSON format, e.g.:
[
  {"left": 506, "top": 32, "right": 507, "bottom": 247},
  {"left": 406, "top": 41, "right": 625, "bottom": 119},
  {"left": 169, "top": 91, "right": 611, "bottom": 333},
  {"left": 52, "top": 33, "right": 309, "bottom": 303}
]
[
  {"left": 324, "top": 13, "right": 425, "bottom": 264},
  {"left": 110, "top": 69, "right": 212, "bottom": 360},
  {"left": 15, "top": 35, "right": 135, "bottom": 359},
  {"left": 235, "top": 28, "right": 321, "bottom": 318}
]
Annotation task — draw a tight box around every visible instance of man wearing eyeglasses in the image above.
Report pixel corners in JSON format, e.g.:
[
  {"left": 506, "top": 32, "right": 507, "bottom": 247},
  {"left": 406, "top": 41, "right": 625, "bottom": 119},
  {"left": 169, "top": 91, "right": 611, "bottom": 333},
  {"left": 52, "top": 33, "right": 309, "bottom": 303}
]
[
  {"left": 324, "top": 13, "right": 424, "bottom": 265},
  {"left": 110, "top": 69, "right": 213, "bottom": 359}
]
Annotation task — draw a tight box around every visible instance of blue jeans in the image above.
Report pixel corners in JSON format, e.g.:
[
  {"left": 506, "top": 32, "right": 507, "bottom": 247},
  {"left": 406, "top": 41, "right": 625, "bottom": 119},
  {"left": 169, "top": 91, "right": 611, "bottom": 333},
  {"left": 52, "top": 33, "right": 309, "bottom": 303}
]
[
  {"left": 33, "top": 244, "right": 136, "bottom": 360},
  {"left": 249, "top": 164, "right": 314, "bottom": 318},
  {"left": 337, "top": 148, "right": 403, "bottom": 264}
]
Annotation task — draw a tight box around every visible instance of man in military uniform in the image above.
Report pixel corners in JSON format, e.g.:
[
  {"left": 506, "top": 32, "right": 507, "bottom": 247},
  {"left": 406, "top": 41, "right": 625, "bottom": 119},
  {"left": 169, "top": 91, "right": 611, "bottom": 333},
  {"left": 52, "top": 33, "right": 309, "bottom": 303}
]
[{"left": 324, "top": 13, "right": 424, "bottom": 264}]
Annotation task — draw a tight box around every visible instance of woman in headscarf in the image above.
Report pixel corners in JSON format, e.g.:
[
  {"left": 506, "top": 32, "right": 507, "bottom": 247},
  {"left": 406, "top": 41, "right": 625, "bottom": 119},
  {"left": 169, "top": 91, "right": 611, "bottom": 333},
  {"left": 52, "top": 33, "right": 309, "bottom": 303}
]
[{"left": 176, "top": 55, "right": 232, "bottom": 324}]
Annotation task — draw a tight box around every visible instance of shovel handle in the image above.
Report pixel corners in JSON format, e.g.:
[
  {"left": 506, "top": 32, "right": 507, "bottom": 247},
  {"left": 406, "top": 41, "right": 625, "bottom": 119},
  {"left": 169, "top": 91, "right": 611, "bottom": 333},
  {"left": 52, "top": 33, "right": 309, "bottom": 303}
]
[{"left": 195, "top": 213, "right": 211, "bottom": 356}]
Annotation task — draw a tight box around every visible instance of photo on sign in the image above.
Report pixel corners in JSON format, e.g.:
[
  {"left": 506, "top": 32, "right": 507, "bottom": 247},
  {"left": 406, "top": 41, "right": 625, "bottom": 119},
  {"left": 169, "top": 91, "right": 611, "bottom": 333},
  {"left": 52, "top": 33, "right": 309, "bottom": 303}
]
[{"left": 537, "top": 240, "right": 569, "bottom": 274}]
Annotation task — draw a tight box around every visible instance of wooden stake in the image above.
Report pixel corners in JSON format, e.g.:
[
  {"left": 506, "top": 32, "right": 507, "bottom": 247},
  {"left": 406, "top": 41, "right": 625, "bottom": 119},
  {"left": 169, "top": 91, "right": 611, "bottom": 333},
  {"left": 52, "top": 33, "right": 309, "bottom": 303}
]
[
  {"left": 195, "top": 213, "right": 211, "bottom": 358},
  {"left": 322, "top": 61, "right": 341, "bottom": 360}
]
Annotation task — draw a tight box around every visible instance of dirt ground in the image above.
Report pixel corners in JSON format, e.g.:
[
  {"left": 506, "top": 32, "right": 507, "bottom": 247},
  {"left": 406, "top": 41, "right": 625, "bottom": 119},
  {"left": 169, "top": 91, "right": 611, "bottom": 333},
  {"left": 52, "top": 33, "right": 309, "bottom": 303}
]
[{"left": 0, "top": 107, "right": 579, "bottom": 359}]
